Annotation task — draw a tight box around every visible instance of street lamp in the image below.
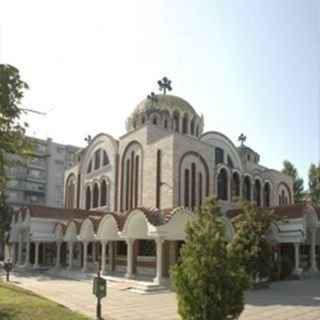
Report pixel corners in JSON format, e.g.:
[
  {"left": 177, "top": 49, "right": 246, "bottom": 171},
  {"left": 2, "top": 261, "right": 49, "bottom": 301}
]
[{"left": 93, "top": 257, "right": 107, "bottom": 320}]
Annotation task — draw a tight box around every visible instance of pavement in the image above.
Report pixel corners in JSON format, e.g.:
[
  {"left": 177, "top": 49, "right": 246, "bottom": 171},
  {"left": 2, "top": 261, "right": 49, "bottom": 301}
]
[{"left": 0, "top": 269, "right": 319, "bottom": 320}]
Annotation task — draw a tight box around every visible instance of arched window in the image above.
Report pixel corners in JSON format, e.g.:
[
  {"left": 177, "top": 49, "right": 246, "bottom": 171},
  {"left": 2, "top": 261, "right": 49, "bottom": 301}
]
[
  {"left": 94, "top": 149, "right": 101, "bottom": 170},
  {"left": 264, "top": 183, "right": 270, "bottom": 207},
  {"left": 195, "top": 126, "right": 199, "bottom": 137},
  {"left": 65, "top": 174, "right": 75, "bottom": 209},
  {"left": 254, "top": 179, "right": 261, "bottom": 206},
  {"left": 173, "top": 111, "right": 180, "bottom": 132},
  {"left": 191, "top": 163, "right": 196, "bottom": 208},
  {"left": 152, "top": 116, "right": 157, "bottom": 125},
  {"left": 141, "top": 116, "right": 145, "bottom": 124},
  {"left": 184, "top": 169, "right": 190, "bottom": 207},
  {"left": 182, "top": 114, "right": 188, "bottom": 134},
  {"left": 87, "top": 160, "right": 92, "bottom": 174},
  {"left": 100, "top": 180, "right": 107, "bottom": 207},
  {"left": 231, "top": 172, "right": 240, "bottom": 200},
  {"left": 243, "top": 176, "right": 251, "bottom": 200},
  {"left": 190, "top": 120, "right": 195, "bottom": 135},
  {"left": 102, "top": 150, "right": 109, "bottom": 166},
  {"left": 164, "top": 119, "right": 168, "bottom": 129},
  {"left": 85, "top": 186, "right": 91, "bottom": 209},
  {"left": 217, "top": 169, "right": 228, "bottom": 201},
  {"left": 93, "top": 183, "right": 99, "bottom": 208}
]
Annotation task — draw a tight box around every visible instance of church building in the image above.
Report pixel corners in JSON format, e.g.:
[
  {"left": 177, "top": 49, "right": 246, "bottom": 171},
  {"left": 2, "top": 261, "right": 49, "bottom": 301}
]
[{"left": 9, "top": 78, "right": 320, "bottom": 284}]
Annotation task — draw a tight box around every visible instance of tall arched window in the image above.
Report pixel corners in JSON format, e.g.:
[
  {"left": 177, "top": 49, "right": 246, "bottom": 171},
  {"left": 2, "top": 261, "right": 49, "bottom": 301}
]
[
  {"left": 264, "top": 183, "right": 270, "bottom": 207},
  {"left": 217, "top": 168, "right": 228, "bottom": 201},
  {"left": 173, "top": 111, "right": 180, "bottom": 132},
  {"left": 93, "top": 183, "right": 99, "bottom": 208},
  {"left": 184, "top": 169, "right": 190, "bottom": 207},
  {"left": 85, "top": 186, "right": 91, "bottom": 209},
  {"left": 100, "top": 180, "right": 107, "bottom": 207},
  {"left": 190, "top": 120, "right": 195, "bottom": 135},
  {"left": 254, "top": 179, "right": 261, "bottom": 206},
  {"left": 243, "top": 176, "right": 251, "bottom": 201},
  {"left": 182, "top": 114, "right": 188, "bottom": 134},
  {"left": 231, "top": 172, "right": 240, "bottom": 200},
  {"left": 191, "top": 163, "right": 196, "bottom": 208}
]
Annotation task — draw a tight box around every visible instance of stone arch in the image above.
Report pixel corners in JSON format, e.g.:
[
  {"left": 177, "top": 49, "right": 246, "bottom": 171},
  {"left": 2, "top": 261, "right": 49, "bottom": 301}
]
[
  {"left": 243, "top": 174, "right": 253, "bottom": 201},
  {"left": 277, "top": 182, "right": 292, "bottom": 206},
  {"left": 121, "top": 209, "right": 152, "bottom": 239},
  {"left": 85, "top": 185, "right": 91, "bottom": 209},
  {"left": 64, "top": 221, "right": 79, "bottom": 242},
  {"left": 231, "top": 171, "right": 241, "bottom": 199},
  {"left": 92, "top": 183, "right": 99, "bottom": 208},
  {"left": 165, "top": 209, "right": 195, "bottom": 240},
  {"left": 79, "top": 219, "right": 96, "bottom": 242},
  {"left": 96, "top": 214, "right": 120, "bottom": 241}
]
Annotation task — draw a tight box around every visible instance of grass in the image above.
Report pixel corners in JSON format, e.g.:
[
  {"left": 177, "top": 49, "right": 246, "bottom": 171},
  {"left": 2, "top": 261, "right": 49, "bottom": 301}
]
[{"left": 0, "top": 280, "right": 92, "bottom": 320}]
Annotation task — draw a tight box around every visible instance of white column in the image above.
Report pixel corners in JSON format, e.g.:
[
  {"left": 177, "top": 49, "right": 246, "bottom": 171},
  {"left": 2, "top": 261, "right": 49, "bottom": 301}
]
[
  {"left": 11, "top": 243, "right": 16, "bottom": 265},
  {"left": 24, "top": 231, "right": 31, "bottom": 267},
  {"left": 67, "top": 242, "right": 74, "bottom": 270},
  {"left": 55, "top": 241, "right": 62, "bottom": 268},
  {"left": 108, "top": 241, "right": 113, "bottom": 271},
  {"left": 101, "top": 241, "right": 107, "bottom": 274},
  {"left": 293, "top": 242, "right": 301, "bottom": 274},
  {"left": 17, "top": 230, "right": 23, "bottom": 265},
  {"left": 310, "top": 228, "right": 318, "bottom": 272},
  {"left": 125, "top": 239, "right": 134, "bottom": 279},
  {"left": 33, "top": 242, "right": 40, "bottom": 269},
  {"left": 154, "top": 238, "right": 164, "bottom": 284},
  {"left": 92, "top": 242, "right": 97, "bottom": 262},
  {"left": 81, "top": 241, "right": 89, "bottom": 273}
]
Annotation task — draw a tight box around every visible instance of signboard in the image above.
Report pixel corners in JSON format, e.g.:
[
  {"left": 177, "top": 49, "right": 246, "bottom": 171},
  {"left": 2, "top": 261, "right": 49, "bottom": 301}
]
[{"left": 93, "top": 276, "right": 107, "bottom": 298}]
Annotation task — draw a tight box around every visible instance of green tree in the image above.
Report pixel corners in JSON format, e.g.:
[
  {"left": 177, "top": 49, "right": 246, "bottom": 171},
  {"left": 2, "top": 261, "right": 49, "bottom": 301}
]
[
  {"left": 0, "top": 64, "right": 34, "bottom": 192},
  {"left": 0, "top": 192, "right": 13, "bottom": 251},
  {"left": 229, "top": 199, "right": 274, "bottom": 279},
  {"left": 170, "top": 196, "right": 250, "bottom": 320},
  {"left": 281, "top": 160, "right": 304, "bottom": 202},
  {"left": 308, "top": 162, "right": 320, "bottom": 206}
]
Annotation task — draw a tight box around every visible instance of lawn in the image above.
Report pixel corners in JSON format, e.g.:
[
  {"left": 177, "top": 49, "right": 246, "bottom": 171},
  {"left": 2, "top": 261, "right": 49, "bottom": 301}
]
[{"left": 0, "top": 280, "right": 91, "bottom": 320}]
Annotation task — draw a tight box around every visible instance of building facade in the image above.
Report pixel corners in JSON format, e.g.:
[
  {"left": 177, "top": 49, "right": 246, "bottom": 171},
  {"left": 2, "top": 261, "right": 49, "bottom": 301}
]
[
  {"left": 9, "top": 84, "right": 320, "bottom": 283},
  {"left": 5, "top": 137, "right": 80, "bottom": 210}
]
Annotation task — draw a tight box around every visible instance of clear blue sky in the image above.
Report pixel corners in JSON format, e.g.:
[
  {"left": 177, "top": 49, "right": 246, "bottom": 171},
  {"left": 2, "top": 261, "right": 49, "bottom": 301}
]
[{"left": 0, "top": 0, "right": 319, "bottom": 188}]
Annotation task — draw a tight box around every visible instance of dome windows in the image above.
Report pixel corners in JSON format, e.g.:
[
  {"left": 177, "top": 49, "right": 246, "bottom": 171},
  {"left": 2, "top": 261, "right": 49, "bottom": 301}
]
[{"left": 86, "top": 148, "right": 110, "bottom": 175}]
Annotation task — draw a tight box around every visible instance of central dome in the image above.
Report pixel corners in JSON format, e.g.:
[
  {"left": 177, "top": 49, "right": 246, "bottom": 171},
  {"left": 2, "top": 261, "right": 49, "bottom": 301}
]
[
  {"left": 126, "top": 93, "right": 204, "bottom": 137},
  {"left": 134, "top": 94, "right": 198, "bottom": 116}
]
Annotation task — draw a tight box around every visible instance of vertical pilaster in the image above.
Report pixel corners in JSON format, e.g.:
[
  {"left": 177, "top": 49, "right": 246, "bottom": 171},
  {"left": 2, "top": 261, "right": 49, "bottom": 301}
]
[{"left": 293, "top": 242, "right": 301, "bottom": 274}]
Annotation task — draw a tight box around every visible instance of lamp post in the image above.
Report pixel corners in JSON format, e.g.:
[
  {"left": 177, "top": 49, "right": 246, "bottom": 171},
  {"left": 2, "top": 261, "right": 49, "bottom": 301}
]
[{"left": 93, "top": 258, "right": 106, "bottom": 320}]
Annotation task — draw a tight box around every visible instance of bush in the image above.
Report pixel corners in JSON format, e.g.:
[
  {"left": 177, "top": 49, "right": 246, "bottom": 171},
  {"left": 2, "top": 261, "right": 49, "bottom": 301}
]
[{"left": 280, "top": 255, "right": 293, "bottom": 279}]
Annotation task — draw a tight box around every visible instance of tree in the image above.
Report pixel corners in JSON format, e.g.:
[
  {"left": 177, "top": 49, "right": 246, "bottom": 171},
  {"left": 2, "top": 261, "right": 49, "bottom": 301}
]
[
  {"left": 0, "top": 64, "right": 34, "bottom": 192},
  {"left": 229, "top": 199, "right": 275, "bottom": 279},
  {"left": 308, "top": 163, "right": 320, "bottom": 206},
  {"left": 170, "top": 196, "right": 250, "bottom": 320},
  {"left": 0, "top": 192, "right": 13, "bottom": 255},
  {"left": 281, "top": 160, "right": 304, "bottom": 202}
]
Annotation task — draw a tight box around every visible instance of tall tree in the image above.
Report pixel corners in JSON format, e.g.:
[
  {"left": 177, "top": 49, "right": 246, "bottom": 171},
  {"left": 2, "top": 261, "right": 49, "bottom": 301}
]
[
  {"left": 170, "top": 196, "right": 250, "bottom": 320},
  {"left": 0, "top": 64, "right": 34, "bottom": 192},
  {"left": 229, "top": 199, "right": 275, "bottom": 279},
  {"left": 308, "top": 163, "right": 320, "bottom": 206},
  {"left": 281, "top": 160, "right": 304, "bottom": 202}
]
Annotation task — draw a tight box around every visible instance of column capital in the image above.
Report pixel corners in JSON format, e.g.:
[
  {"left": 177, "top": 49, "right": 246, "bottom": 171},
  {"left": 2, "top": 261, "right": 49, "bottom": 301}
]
[
  {"left": 125, "top": 238, "right": 134, "bottom": 245},
  {"left": 154, "top": 237, "right": 165, "bottom": 244},
  {"left": 100, "top": 240, "right": 108, "bottom": 245}
]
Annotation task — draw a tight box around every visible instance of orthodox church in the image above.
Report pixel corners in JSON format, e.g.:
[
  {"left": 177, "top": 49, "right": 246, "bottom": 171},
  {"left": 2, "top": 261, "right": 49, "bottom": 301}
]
[{"left": 9, "top": 78, "right": 320, "bottom": 283}]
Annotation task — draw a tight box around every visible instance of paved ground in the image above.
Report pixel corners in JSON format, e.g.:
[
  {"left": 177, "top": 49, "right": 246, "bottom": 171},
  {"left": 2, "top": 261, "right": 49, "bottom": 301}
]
[{"left": 0, "top": 269, "right": 319, "bottom": 320}]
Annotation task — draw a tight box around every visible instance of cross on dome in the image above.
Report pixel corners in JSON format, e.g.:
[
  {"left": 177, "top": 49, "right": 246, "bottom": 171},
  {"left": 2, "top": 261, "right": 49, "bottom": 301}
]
[
  {"left": 238, "top": 133, "right": 246, "bottom": 145},
  {"left": 147, "top": 92, "right": 158, "bottom": 106},
  {"left": 157, "top": 77, "right": 172, "bottom": 95}
]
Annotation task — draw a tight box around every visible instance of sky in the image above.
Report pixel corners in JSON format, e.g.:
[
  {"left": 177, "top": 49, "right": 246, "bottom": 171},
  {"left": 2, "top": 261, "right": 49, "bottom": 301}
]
[{"left": 0, "top": 0, "right": 319, "bottom": 187}]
